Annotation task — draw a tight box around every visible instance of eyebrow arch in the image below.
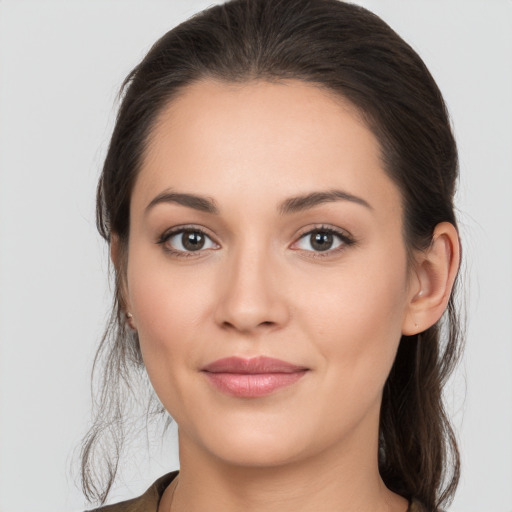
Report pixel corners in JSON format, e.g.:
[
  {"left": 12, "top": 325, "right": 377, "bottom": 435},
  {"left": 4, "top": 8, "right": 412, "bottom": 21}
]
[
  {"left": 278, "top": 189, "right": 372, "bottom": 215},
  {"left": 145, "top": 191, "right": 219, "bottom": 215}
]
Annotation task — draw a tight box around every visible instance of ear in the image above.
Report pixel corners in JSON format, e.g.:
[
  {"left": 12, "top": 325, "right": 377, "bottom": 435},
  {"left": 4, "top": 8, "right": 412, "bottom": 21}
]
[
  {"left": 111, "top": 234, "right": 136, "bottom": 330},
  {"left": 402, "top": 222, "right": 460, "bottom": 335}
]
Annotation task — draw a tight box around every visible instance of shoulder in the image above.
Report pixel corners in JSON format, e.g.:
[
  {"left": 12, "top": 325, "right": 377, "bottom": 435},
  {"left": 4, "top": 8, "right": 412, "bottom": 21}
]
[{"left": 86, "top": 471, "right": 179, "bottom": 512}]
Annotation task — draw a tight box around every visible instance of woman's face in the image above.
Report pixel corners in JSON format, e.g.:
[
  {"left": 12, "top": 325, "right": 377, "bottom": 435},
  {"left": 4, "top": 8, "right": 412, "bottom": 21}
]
[{"left": 124, "top": 79, "right": 417, "bottom": 469}]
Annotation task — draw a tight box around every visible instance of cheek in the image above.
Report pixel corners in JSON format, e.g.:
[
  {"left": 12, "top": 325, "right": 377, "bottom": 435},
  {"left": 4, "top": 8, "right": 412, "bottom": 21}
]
[
  {"left": 125, "top": 255, "right": 221, "bottom": 429},
  {"left": 125, "top": 245, "right": 213, "bottom": 381},
  {"left": 297, "top": 250, "right": 409, "bottom": 385}
]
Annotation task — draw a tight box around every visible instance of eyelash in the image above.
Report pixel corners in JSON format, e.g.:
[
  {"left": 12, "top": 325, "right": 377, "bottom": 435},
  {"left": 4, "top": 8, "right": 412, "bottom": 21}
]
[
  {"left": 156, "top": 224, "right": 356, "bottom": 259},
  {"left": 293, "top": 225, "right": 356, "bottom": 259},
  {"left": 156, "top": 225, "right": 217, "bottom": 258}
]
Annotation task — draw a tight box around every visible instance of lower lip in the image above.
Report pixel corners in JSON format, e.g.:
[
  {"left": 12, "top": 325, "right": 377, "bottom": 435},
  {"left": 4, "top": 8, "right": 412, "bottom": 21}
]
[{"left": 202, "top": 371, "right": 308, "bottom": 398}]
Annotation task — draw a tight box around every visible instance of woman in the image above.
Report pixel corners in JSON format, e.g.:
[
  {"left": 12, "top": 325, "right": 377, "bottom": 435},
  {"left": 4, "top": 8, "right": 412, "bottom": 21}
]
[{"left": 82, "top": 0, "right": 462, "bottom": 510}]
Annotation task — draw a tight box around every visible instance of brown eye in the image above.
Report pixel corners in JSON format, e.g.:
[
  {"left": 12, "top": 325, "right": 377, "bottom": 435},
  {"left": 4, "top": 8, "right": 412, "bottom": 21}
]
[
  {"left": 293, "top": 228, "right": 351, "bottom": 254},
  {"left": 163, "top": 229, "right": 218, "bottom": 254},
  {"left": 181, "top": 231, "right": 205, "bottom": 251},
  {"left": 310, "top": 231, "right": 334, "bottom": 251}
]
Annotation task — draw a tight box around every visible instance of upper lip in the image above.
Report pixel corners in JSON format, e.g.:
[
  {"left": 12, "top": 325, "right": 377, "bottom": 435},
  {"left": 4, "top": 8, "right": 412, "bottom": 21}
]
[{"left": 201, "top": 356, "right": 308, "bottom": 374}]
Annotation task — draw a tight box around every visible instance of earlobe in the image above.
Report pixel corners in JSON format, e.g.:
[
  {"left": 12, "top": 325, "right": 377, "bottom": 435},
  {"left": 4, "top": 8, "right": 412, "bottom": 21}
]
[
  {"left": 402, "top": 222, "right": 460, "bottom": 335},
  {"left": 125, "top": 311, "right": 137, "bottom": 331}
]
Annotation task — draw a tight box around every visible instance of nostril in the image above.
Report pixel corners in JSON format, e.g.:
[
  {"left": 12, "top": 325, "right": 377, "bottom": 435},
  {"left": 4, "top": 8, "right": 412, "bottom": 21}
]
[{"left": 220, "top": 319, "right": 276, "bottom": 332}]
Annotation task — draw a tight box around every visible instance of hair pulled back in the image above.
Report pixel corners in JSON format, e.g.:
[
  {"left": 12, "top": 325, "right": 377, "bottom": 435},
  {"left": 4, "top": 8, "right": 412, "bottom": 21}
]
[{"left": 83, "top": 0, "right": 463, "bottom": 509}]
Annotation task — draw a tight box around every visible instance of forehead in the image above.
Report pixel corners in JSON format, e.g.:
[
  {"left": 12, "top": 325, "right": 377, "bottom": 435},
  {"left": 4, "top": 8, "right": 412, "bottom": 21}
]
[{"left": 133, "top": 78, "right": 402, "bottom": 219}]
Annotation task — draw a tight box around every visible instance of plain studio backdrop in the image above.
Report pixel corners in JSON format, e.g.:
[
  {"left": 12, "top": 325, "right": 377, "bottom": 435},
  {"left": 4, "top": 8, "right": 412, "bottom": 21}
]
[{"left": 0, "top": 1, "right": 511, "bottom": 511}]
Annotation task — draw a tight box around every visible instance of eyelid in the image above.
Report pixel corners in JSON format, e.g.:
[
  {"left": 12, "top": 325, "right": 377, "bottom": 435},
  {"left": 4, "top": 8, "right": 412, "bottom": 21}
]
[
  {"left": 290, "top": 224, "right": 356, "bottom": 256},
  {"left": 156, "top": 224, "right": 220, "bottom": 256}
]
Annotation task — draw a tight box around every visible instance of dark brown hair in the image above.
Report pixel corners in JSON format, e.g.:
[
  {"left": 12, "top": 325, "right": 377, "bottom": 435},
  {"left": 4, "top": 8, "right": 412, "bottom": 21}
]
[{"left": 82, "top": 0, "right": 463, "bottom": 509}]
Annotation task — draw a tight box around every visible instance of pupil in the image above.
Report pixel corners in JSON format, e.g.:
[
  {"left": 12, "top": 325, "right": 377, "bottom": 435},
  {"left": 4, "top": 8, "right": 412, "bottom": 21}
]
[
  {"left": 183, "top": 231, "right": 205, "bottom": 251},
  {"left": 311, "top": 231, "right": 333, "bottom": 251}
]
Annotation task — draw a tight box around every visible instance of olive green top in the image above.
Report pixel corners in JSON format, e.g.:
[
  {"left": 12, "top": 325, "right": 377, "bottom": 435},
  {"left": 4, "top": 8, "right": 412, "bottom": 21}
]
[{"left": 88, "top": 470, "right": 429, "bottom": 512}]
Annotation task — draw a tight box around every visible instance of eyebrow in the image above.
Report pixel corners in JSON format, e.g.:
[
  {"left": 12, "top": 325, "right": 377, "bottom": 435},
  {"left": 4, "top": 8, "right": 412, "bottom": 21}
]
[
  {"left": 145, "top": 191, "right": 220, "bottom": 215},
  {"left": 145, "top": 188, "right": 372, "bottom": 216},
  {"left": 278, "top": 189, "right": 372, "bottom": 215}
]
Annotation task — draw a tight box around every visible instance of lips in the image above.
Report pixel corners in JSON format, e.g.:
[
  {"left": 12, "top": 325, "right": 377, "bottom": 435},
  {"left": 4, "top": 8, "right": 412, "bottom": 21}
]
[
  {"left": 201, "top": 356, "right": 309, "bottom": 397},
  {"left": 201, "top": 356, "right": 308, "bottom": 374}
]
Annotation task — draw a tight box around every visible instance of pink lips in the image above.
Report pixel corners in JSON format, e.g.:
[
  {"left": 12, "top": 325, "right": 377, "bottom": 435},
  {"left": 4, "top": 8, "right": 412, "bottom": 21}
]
[{"left": 201, "top": 356, "right": 309, "bottom": 398}]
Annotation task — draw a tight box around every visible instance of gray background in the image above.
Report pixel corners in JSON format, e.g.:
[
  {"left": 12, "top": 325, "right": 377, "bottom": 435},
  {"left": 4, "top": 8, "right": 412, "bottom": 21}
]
[{"left": 0, "top": 1, "right": 510, "bottom": 511}]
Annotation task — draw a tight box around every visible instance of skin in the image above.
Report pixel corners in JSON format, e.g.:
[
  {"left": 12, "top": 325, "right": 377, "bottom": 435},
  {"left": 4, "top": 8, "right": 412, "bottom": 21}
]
[{"left": 114, "top": 79, "right": 460, "bottom": 512}]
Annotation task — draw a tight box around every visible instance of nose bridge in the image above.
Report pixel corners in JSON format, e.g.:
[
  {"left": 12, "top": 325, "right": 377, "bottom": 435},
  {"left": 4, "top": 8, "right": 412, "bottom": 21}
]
[{"left": 215, "top": 233, "right": 288, "bottom": 333}]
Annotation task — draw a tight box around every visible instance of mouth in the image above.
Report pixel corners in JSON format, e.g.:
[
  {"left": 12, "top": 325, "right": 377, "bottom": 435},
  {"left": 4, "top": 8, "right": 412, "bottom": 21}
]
[{"left": 201, "top": 356, "right": 309, "bottom": 398}]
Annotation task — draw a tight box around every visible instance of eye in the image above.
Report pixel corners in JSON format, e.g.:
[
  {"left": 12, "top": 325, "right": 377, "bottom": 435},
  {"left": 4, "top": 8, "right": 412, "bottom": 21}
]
[
  {"left": 293, "top": 227, "right": 353, "bottom": 253},
  {"left": 158, "top": 228, "right": 219, "bottom": 255}
]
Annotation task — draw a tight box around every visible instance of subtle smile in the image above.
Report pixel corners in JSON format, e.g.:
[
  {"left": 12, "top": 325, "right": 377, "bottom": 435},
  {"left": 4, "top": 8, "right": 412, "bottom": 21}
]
[{"left": 201, "top": 356, "right": 309, "bottom": 398}]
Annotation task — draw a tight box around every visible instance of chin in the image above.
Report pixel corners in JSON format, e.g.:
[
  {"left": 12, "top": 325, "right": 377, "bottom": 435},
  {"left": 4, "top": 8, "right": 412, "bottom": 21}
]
[
  {"left": 193, "top": 418, "right": 321, "bottom": 469},
  {"left": 211, "top": 441, "right": 305, "bottom": 469}
]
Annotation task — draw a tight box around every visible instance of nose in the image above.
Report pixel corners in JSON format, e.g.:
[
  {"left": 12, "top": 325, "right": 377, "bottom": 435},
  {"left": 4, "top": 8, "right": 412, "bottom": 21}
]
[{"left": 213, "top": 243, "right": 290, "bottom": 335}]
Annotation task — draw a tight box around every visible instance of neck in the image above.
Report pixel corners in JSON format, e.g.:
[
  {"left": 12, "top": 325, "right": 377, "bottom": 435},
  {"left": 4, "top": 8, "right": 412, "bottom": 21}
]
[{"left": 165, "top": 419, "right": 408, "bottom": 512}]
